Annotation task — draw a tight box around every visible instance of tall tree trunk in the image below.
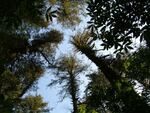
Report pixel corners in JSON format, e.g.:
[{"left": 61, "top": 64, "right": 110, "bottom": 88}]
[
  {"left": 78, "top": 48, "right": 150, "bottom": 113},
  {"left": 71, "top": 92, "right": 78, "bottom": 113},
  {"left": 70, "top": 73, "right": 78, "bottom": 113}
]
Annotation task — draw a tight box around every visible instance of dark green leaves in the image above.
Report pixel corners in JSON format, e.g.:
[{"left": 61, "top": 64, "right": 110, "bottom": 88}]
[{"left": 86, "top": 0, "right": 150, "bottom": 52}]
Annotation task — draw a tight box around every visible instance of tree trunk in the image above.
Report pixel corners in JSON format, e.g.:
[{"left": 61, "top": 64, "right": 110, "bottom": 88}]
[
  {"left": 79, "top": 48, "right": 150, "bottom": 113},
  {"left": 69, "top": 73, "right": 78, "bottom": 113}
]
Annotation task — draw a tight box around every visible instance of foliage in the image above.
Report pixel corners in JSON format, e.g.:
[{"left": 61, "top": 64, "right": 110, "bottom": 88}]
[
  {"left": 0, "top": 0, "right": 63, "bottom": 112},
  {"left": 15, "top": 95, "right": 49, "bottom": 113},
  {"left": 71, "top": 31, "right": 95, "bottom": 55},
  {"left": 80, "top": 67, "right": 150, "bottom": 113},
  {"left": 125, "top": 47, "right": 150, "bottom": 86},
  {"left": 0, "top": 55, "right": 45, "bottom": 112},
  {"left": 78, "top": 71, "right": 129, "bottom": 113},
  {"left": 87, "top": 0, "right": 150, "bottom": 53},
  {"left": 57, "top": 0, "right": 81, "bottom": 27},
  {"left": 0, "top": 0, "right": 84, "bottom": 112},
  {"left": 72, "top": 31, "right": 150, "bottom": 113},
  {"left": 48, "top": 55, "right": 87, "bottom": 113},
  {"left": 0, "top": 0, "right": 49, "bottom": 29},
  {"left": 49, "top": 0, "right": 86, "bottom": 27},
  {"left": 124, "top": 47, "right": 150, "bottom": 105},
  {"left": 78, "top": 104, "right": 98, "bottom": 113},
  {"left": 1, "top": 0, "right": 150, "bottom": 113},
  {"left": 49, "top": 0, "right": 57, "bottom": 5},
  {"left": 75, "top": 1, "right": 150, "bottom": 112}
]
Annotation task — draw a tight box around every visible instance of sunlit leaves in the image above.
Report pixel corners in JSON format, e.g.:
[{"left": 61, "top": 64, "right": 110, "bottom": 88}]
[
  {"left": 15, "top": 95, "right": 49, "bottom": 113},
  {"left": 48, "top": 55, "right": 87, "bottom": 112},
  {"left": 57, "top": 0, "right": 81, "bottom": 27},
  {"left": 0, "top": 0, "right": 65, "bottom": 112},
  {"left": 78, "top": 104, "right": 98, "bottom": 113},
  {"left": 71, "top": 31, "right": 95, "bottom": 55},
  {"left": 0, "top": 69, "right": 21, "bottom": 100},
  {"left": 49, "top": 0, "right": 57, "bottom": 5}
]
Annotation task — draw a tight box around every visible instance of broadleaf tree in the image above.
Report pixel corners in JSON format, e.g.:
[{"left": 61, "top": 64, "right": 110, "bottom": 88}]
[{"left": 71, "top": 30, "right": 150, "bottom": 113}]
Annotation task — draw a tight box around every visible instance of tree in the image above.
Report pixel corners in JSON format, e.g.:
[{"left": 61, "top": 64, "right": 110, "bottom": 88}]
[
  {"left": 48, "top": 55, "right": 87, "bottom": 113},
  {"left": 70, "top": 0, "right": 150, "bottom": 112},
  {"left": 0, "top": 0, "right": 87, "bottom": 112},
  {"left": 49, "top": 0, "right": 86, "bottom": 27},
  {"left": 85, "top": 71, "right": 129, "bottom": 113},
  {"left": 0, "top": 0, "right": 49, "bottom": 29},
  {"left": 84, "top": 72, "right": 110, "bottom": 113},
  {"left": 71, "top": 31, "right": 150, "bottom": 113},
  {"left": 86, "top": 0, "right": 150, "bottom": 52},
  {"left": 0, "top": 28, "right": 63, "bottom": 112},
  {"left": 0, "top": 0, "right": 63, "bottom": 112},
  {"left": 15, "top": 95, "right": 49, "bottom": 113},
  {"left": 124, "top": 47, "right": 150, "bottom": 105}
]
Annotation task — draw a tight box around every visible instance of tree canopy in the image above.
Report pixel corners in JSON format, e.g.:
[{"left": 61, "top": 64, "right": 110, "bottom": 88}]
[
  {"left": 1, "top": 0, "right": 150, "bottom": 113},
  {"left": 87, "top": 0, "right": 150, "bottom": 53}
]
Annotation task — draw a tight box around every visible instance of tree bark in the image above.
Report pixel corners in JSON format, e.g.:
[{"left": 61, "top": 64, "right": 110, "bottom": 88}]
[
  {"left": 78, "top": 47, "right": 150, "bottom": 113},
  {"left": 69, "top": 73, "right": 78, "bottom": 113}
]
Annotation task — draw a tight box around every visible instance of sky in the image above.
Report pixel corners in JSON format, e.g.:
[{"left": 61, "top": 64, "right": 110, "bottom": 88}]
[
  {"left": 35, "top": 11, "right": 96, "bottom": 113},
  {"left": 30, "top": 4, "right": 144, "bottom": 113}
]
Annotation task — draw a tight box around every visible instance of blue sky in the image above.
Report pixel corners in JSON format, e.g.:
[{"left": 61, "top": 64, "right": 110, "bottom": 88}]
[
  {"left": 35, "top": 13, "right": 95, "bottom": 113},
  {"left": 35, "top": 8, "right": 123, "bottom": 112},
  {"left": 34, "top": 6, "right": 144, "bottom": 113},
  {"left": 34, "top": 12, "right": 142, "bottom": 113},
  {"left": 28, "top": 1, "right": 149, "bottom": 111}
]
